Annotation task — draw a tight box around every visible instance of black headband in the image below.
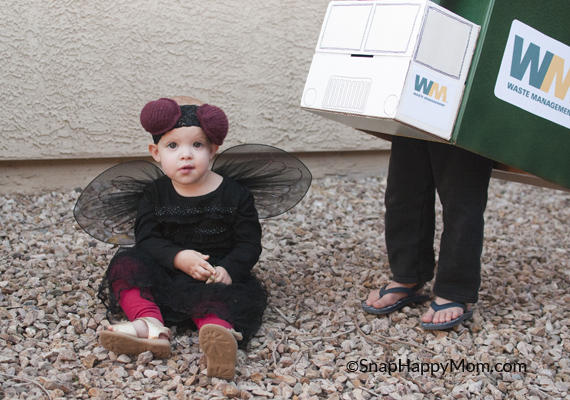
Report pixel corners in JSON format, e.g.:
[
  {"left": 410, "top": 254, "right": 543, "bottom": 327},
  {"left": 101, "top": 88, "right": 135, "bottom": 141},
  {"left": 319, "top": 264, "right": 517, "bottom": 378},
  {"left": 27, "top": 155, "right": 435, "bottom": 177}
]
[{"left": 153, "top": 105, "right": 201, "bottom": 144}]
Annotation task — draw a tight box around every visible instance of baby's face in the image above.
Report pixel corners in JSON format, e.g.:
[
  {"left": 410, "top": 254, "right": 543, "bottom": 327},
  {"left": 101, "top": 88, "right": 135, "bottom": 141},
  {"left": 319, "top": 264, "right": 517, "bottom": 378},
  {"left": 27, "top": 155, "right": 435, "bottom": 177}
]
[{"left": 149, "top": 126, "right": 217, "bottom": 192}]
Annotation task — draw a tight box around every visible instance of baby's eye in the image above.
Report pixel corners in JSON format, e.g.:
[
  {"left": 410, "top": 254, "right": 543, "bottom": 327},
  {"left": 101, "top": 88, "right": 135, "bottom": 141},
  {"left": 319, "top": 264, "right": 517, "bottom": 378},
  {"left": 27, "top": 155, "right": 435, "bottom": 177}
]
[
  {"left": 166, "top": 142, "right": 177, "bottom": 149},
  {"left": 193, "top": 142, "right": 204, "bottom": 148}
]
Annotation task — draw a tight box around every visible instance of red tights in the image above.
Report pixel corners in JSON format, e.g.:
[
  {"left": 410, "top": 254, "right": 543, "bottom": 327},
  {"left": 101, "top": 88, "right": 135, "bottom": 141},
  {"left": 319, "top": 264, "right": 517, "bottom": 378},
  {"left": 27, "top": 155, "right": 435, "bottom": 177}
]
[{"left": 116, "top": 286, "right": 232, "bottom": 330}]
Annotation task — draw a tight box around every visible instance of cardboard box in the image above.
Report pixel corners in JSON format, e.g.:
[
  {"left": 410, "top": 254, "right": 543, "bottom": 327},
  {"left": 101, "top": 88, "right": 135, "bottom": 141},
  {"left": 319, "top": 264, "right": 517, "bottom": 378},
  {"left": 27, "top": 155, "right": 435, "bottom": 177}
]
[
  {"left": 302, "top": 0, "right": 570, "bottom": 190},
  {"left": 301, "top": 0, "right": 480, "bottom": 142}
]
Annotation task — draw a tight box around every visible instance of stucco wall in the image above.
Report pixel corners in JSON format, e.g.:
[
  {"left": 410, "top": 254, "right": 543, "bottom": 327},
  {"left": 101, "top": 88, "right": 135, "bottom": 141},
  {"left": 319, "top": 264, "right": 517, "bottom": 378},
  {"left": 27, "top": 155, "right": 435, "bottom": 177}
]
[{"left": 1, "top": 0, "right": 389, "bottom": 162}]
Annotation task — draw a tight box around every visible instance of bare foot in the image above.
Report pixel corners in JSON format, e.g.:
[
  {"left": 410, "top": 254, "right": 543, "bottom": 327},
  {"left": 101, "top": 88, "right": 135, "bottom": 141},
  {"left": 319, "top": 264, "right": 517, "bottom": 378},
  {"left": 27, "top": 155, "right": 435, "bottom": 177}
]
[
  {"left": 421, "top": 298, "right": 471, "bottom": 324},
  {"left": 108, "top": 317, "right": 170, "bottom": 340},
  {"left": 365, "top": 281, "right": 422, "bottom": 310}
]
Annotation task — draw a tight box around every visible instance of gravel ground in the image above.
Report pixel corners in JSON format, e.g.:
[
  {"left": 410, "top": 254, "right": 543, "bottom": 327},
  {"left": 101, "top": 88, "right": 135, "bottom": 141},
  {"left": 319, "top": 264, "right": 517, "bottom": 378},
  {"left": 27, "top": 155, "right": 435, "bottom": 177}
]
[{"left": 1, "top": 175, "right": 570, "bottom": 400}]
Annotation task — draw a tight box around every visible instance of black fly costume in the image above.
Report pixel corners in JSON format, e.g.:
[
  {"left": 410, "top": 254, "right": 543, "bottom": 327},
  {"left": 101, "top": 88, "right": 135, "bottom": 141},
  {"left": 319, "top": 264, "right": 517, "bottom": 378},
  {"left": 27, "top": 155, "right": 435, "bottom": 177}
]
[{"left": 74, "top": 102, "right": 311, "bottom": 348}]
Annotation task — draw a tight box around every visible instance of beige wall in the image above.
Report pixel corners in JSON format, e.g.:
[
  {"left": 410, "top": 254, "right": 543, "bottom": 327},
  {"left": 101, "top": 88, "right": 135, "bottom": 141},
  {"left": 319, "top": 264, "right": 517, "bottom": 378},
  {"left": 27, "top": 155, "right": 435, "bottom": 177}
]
[
  {"left": 0, "top": 150, "right": 391, "bottom": 194},
  {"left": 0, "top": 0, "right": 389, "bottom": 177}
]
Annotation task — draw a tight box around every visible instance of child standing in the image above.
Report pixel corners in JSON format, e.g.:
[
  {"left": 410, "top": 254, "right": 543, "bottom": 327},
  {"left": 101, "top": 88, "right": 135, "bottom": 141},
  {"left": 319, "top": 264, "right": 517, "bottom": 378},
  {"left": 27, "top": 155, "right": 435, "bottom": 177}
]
[
  {"left": 362, "top": 135, "right": 493, "bottom": 329},
  {"left": 97, "top": 96, "right": 267, "bottom": 380}
]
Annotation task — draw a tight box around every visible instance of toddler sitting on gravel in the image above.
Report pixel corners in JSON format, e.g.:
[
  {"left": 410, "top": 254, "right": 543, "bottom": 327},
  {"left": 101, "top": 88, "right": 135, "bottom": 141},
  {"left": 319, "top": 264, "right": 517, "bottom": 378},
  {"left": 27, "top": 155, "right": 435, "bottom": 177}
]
[
  {"left": 97, "top": 96, "right": 267, "bottom": 380},
  {"left": 75, "top": 95, "right": 311, "bottom": 379}
]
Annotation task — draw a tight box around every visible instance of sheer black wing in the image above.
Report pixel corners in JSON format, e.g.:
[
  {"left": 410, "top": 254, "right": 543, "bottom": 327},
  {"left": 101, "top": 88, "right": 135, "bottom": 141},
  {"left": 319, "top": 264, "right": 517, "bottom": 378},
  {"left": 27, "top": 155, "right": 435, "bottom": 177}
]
[
  {"left": 73, "top": 160, "right": 164, "bottom": 245},
  {"left": 212, "top": 144, "right": 312, "bottom": 218}
]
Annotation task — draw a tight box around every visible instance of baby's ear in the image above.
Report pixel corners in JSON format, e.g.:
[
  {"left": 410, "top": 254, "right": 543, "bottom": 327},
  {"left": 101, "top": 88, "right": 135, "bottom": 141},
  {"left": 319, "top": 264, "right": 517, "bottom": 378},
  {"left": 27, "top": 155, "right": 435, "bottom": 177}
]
[
  {"left": 148, "top": 143, "right": 161, "bottom": 162},
  {"left": 209, "top": 144, "right": 219, "bottom": 159}
]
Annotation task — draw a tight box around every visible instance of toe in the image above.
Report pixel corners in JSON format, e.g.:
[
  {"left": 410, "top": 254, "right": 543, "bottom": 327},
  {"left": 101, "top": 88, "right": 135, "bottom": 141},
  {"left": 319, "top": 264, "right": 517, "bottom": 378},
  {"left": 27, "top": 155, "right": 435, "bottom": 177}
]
[
  {"left": 448, "top": 309, "right": 459, "bottom": 322},
  {"left": 423, "top": 298, "right": 470, "bottom": 324},
  {"left": 421, "top": 306, "right": 435, "bottom": 323},
  {"left": 371, "top": 293, "right": 401, "bottom": 309},
  {"left": 366, "top": 282, "right": 421, "bottom": 310},
  {"left": 366, "top": 290, "right": 380, "bottom": 306},
  {"left": 440, "top": 310, "right": 453, "bottom": 323},
  {"left": 371, "top": 298, "right": 386, "bottom": 309}
]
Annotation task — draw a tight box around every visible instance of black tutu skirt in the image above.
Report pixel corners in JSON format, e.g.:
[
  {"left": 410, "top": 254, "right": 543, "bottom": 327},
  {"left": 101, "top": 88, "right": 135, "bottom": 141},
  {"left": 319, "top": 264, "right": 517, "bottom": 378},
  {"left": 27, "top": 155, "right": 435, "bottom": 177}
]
[{"left": 98, "top": 247, "right": 268, "bottom": 348}]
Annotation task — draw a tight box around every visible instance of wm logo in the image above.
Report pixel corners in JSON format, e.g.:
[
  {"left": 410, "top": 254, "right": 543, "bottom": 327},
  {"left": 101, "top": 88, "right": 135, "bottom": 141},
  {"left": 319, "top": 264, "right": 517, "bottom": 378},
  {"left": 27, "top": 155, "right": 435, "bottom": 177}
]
[
  {"left": 414, "top": 75, "right": 447, "bottom": 103},
  {"left": 511, "top": 35, "right": 570, "bottom": 101}
]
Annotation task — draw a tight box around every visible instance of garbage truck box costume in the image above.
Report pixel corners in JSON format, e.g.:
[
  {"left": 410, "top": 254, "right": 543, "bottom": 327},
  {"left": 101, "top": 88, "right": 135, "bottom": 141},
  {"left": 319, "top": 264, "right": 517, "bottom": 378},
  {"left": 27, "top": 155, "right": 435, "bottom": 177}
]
[{"left": 301, "top": 0, "right": 570, "bottom": 190}]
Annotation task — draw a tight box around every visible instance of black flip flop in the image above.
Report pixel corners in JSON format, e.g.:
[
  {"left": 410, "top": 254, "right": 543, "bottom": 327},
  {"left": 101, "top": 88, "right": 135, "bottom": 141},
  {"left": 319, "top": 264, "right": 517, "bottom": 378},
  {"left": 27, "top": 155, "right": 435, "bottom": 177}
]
[
  {"left": 362, "top": 283, "right": 428, "bottom": 315},
  {"left": 420, "top": 301, "right": 473, "bottom": 330}
]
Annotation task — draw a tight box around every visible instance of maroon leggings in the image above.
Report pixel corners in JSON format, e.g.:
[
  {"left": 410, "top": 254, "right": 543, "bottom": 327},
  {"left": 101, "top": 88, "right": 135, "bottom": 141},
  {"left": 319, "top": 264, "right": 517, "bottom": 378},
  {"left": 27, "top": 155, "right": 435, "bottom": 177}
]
[{"left": 116, "top": 284, "right": 232, "bottom": 330}]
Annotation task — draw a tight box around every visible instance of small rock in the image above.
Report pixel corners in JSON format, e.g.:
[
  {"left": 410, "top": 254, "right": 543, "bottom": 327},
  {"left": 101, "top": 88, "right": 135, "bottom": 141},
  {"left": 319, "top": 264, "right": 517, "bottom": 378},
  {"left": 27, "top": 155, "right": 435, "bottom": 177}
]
[
  {"left": 293, "top": 382, "right": 303, "bottom": 395},
  {"left": 88, "top": 388, "right": 107, "bottom": 399},
  {"left": 249, "top": 372, "right": 263, "bottom": 384},
  {"left": 81, "top": 354, "right": 98, "bottom": 368},
  {"left": 144, "top": 370, "right": 160, "bottom": 379},
  {"left": 116, "top": 354, "right": 132, "bottom": 363},
  {"left": 274, "top": 375, "right": 297, "bottom": 386},
  {"left": 137, "top": 351, "right": 154, "bottom": 365},
  {"left": 223, "top": 385, "right": 241, "bottom": 398},
  {"left": 57, "top": 349, "right": 77, "bottom": 362}
]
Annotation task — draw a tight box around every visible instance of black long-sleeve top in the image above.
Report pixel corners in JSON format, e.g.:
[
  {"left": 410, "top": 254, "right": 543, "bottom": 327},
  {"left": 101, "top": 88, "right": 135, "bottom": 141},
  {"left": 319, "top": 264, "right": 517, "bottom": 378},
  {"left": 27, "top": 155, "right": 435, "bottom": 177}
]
[{"left": 134, "top": 175, "right": 262, "bottom": 283}]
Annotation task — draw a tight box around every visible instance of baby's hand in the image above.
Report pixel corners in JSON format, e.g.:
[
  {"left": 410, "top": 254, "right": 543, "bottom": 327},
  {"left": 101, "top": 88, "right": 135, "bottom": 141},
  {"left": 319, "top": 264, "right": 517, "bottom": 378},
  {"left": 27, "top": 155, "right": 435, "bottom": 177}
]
[
  {"left": 206, "top": 266, "right": 232, "bottom": 285},
  {"left": 173, "top": 250, "right": 216, "bottom": 281}
]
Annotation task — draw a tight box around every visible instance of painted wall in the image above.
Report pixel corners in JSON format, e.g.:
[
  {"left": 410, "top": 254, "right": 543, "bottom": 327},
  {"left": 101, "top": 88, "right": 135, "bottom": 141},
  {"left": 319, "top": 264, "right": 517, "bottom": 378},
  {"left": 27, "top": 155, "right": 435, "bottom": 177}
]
[{"left": 0, "top": 0, "right": 388, "bottom": 162}]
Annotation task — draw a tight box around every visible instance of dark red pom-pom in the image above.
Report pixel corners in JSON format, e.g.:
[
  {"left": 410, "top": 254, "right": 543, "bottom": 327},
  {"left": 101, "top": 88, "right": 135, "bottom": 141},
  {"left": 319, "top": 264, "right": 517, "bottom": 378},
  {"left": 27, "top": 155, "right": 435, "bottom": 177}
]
[
  {"left": 140, "top": 98, "right": 182, "bottom": 136},
  {"left": 196, "top": 104, "right": 228, "bottom": 145}
]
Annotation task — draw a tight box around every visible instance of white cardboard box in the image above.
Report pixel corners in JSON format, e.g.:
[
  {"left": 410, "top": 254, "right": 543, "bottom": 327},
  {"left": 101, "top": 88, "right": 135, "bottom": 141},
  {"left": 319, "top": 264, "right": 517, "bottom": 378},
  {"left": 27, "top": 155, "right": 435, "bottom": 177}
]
[{"left": 301, "top": 0, "right": 480, "bottom": 142}]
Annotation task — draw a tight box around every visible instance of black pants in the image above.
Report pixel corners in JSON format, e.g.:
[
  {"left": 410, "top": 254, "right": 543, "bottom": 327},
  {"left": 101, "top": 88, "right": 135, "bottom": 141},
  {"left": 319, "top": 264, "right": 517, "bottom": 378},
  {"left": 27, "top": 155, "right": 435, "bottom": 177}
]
[{"left": 385, "top": 136, "right": 493, "bottom": 303}]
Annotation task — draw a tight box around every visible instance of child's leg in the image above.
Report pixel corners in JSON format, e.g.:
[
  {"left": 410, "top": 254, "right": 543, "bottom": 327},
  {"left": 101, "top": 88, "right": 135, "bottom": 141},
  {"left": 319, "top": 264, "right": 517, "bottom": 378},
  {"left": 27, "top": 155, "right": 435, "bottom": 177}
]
[
  {"left": 115, "top": 287, "right": 170, "bottom": 340},
  {"left": 118, "top": 287, "right": 163, "bottom": 324},
  {"left": 198, "top": 322, "right": 238, "bottom": 380},
  {"left": 430, "top": 141, "right": 493, "bottom": 304},
  {"left": 366, "top": 136, "right": 435, "bottom": 313},
  {"left": 420, "top": 141, "right": 492, "bottom": 328},
  {"left": 100, "top": 283, "right": 172, "bottom": 358},
  {"left": 110, "top": 282, "right": 169, "bottom": 340},
  {"left": 101, "top": 252, "right": 171, "bottom": 357},
  {"left": 192, "top": 313, "right": 233, "bottom": 330},
  {"left": 193, "top": 313, "right": 238, "bottom": 380}
]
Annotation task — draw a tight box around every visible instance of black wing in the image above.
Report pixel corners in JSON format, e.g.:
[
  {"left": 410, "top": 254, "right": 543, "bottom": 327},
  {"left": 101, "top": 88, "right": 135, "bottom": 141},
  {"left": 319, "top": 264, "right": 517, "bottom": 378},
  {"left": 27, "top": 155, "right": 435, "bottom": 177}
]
[
  {"left": 73, "top": 160, "right": 164, "bottom": 245},
  {"left": 212, "top": 144, "right": 312, "bottom": 218}
]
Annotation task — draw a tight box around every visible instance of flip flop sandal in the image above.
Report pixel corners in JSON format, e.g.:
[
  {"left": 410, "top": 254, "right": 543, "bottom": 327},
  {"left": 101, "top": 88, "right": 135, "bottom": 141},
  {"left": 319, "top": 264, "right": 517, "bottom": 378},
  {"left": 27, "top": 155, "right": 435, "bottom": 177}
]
[
  {"left": 99, "top": 317, "right": 172, "bottom": 359},
  {"left": 199, "top": 324, "right": 238, "bottom": 380},
  {"left": 420, "top": 301, "right": 474, "bottom": 330},
  {"left": 362, "top": 282, "right": 429, "bottom": 315}
]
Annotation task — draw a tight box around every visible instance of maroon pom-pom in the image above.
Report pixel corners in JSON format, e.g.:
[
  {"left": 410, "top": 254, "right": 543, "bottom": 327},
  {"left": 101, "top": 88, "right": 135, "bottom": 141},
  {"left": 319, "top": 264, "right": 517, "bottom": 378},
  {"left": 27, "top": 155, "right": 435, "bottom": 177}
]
[
  {"left": 140, "top": 98, "right": 181, "bottom": 136},
  {"left": 196, "top": 104, "right": 228, "bottom": 145}
]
